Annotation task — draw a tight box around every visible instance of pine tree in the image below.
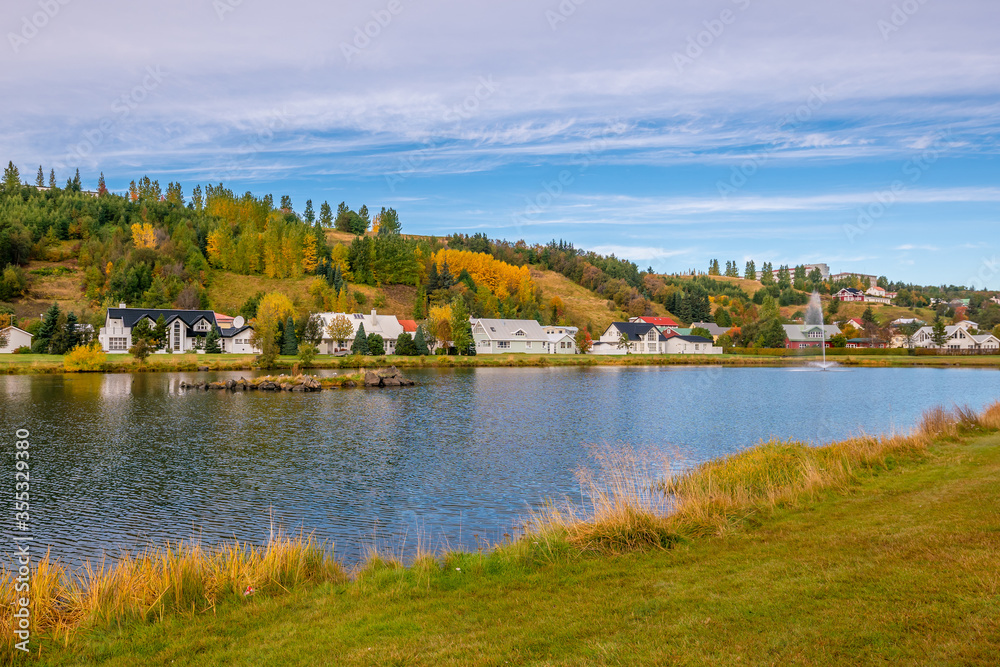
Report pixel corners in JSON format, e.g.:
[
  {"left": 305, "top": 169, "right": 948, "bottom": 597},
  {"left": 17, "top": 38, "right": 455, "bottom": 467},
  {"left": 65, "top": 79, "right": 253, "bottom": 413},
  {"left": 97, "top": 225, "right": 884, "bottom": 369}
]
[
  {"left": 3, "top": 161, "right": 20, "bottom": 192},
  {"left": 395, "top": 332, "right": 416, "bottom": 355},
  {"left": 281, "top": 317, "right": 298, "bottom": 355},
  {"left": 72, "top": 169, "right": 82, "bottom": 192},
  {"left": 427, "top": 263, "right": 440, "bottom": 291},
  {"left": 280, "top": 195, "right": 293, "bottom": 211},
  {"left": 48, "top": 169, "right": 56, "bottom": 188},
  {"left": 304, "top": 199, "right": 315, "bottom": 222},
  {"left": 931, "top": 318, "right": 948, "bottom": 347},
  {"left": 319, "top": 201, "right": 333, "bottom": 227},
  {"left": 33, "top": 303, "right": 61, "bottom": 353},
  {"left": 64, "top": 312, "right": 80, "bottom": 350},
  {"left": 153, "top": 316, "right": 168, "bottom": 349},
  {"left": 367, "top": 333, "right": 385, "bottom": 356},
  {"left": 745, "top": 260, "right": 756, "bottom": 280},
  {"left": 413, "top": 325, "right": 430, "bottom": 356},
  {"left": 439, "top": 261, "right": 453, "bottom": 289},
  {"left": 351, "top": 323, "right": 369, "bottom": 355},
  {"left": 205, "top": 326, "right": 222, "bottom": 353},
  {"left": 35, "top": 166, "right": 44, "bottom": 187},
  {"left": 97, "top": 172, "right": 107, "bottom": 196}
]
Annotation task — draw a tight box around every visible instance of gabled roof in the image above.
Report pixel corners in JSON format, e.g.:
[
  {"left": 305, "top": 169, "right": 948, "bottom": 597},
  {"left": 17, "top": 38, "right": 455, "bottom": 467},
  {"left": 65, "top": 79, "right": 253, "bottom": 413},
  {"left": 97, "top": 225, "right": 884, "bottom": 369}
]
[
  {"left": 472, "top": 318, "right": 548, "bottom": 341},
  {"left": 397, "top": 319, "right": 418, "bottom": 333},
  {"left": 606, "top": 322, "right": 668, "bottom": 341},
  {"left": 0, "top": 326, "right": 32, "bottom": 338},
  {"left": 782, "top": 324, "right": 841, "bottom": 342},
  {"left": 219, "top": 325, "right": 253, "bottom": 338},
  {"left": 689, "top": 322, "right": 730, "bottom": 336},
  {"left": 107, "top": 308, "right": 216, "bottom": 329}
]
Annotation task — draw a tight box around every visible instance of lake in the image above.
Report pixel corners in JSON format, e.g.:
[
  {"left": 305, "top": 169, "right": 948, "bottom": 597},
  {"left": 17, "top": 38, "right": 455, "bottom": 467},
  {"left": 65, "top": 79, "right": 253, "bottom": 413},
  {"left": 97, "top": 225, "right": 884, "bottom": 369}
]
[{"left": 2, "top": 365, "right": 999, "bottom": 568}]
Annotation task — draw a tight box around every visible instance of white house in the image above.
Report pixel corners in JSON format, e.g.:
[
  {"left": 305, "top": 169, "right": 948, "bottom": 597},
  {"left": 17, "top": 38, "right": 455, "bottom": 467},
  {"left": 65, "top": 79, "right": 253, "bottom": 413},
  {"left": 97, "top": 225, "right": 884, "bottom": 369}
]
[
  {"left": 833, "top": 288, "right": 866, "bottom": 302},
  {"left": 317, "top": 310, "right": 404, "bottom": 354},
  {"left": 592, "top": 322, "right": 721, "bottom": 355},
  {"left": 911, "top": 324, "right": 1000, "bottom": 350},
  {"left": 542, "top": 325, "right": 578, "bottom": 354},
  {"left": 98, "top": 306, "right": 257, "bottom": 354},
  {"left": 471, "top": 318, "right": 552, "bottom": 354},
  {"left": 0, "top": 327, "right": 33, "bottom": 353}
]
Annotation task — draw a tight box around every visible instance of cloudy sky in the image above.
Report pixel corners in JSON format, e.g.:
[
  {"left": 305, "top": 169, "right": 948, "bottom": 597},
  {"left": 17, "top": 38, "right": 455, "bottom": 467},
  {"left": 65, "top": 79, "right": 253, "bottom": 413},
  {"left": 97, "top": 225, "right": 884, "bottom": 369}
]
[{"left": 3, "top": 0, "right": 998, "bottom": 286}]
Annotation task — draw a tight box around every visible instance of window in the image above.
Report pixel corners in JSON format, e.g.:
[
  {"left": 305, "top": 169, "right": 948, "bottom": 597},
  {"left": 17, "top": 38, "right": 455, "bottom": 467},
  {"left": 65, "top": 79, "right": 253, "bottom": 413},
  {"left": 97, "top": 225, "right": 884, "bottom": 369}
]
[
  {"left": 514, "top": 330, "right": 526, "bottom": 337},
  {"left": 109, "top": 337, "right": 128, "bottom": 351},
  {"left": 498, "top": 341, "right": 510, "bottom": 349},
  {"left": 525, "top": 342, "right": 531, "bottom": 348}
]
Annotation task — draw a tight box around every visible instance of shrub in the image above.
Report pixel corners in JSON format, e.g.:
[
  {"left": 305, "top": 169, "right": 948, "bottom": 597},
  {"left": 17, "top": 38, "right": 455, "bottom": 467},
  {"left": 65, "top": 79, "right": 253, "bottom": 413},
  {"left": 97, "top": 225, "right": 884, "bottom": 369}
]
[
  {"left": 63, "top": 342, "right": 107, "bottom": 372},
  {"left": 12, "top": 346, "right": 30, "bottom": 354}
]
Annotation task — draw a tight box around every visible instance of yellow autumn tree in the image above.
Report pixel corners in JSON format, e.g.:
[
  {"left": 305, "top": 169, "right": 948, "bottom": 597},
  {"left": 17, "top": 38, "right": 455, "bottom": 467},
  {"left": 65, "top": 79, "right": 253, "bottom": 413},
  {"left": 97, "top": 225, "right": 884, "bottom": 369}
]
[
  {"left": 251, "top": 292, "right": 295, "bottom": 368},
  {"left": 301, "top": 234, "right": 318, "bottom": 273},
  {"left": 432, "top": 249, "right": 533, "bottom": 300},
  {"left": 427, "top": 304, "right": 453, "bottom": 346},
  {"left": 130, "top": 222, "right": 156, "bottom": 249}
]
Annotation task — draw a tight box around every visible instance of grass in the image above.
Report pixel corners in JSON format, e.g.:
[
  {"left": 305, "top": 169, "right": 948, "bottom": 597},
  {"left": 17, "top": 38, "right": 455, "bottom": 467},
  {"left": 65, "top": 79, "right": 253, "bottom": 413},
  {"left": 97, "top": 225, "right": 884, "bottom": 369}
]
[{"left": 6, "top": 402, "right": 1000, "bottom": 664}]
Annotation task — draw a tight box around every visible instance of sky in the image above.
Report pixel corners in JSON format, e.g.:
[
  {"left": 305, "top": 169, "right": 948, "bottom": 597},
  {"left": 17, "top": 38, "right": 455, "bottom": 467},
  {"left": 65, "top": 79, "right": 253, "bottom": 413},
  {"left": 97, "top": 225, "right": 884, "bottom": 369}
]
[{"left": 2, "top": 0, "right": 998, "bottom": 287}]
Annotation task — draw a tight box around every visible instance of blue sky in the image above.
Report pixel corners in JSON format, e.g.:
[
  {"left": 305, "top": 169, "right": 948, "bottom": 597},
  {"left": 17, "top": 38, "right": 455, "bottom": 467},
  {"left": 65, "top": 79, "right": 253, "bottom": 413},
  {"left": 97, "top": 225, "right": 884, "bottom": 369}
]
[{"left": 2, "top": 0, "right": 998, "bottom": 287}]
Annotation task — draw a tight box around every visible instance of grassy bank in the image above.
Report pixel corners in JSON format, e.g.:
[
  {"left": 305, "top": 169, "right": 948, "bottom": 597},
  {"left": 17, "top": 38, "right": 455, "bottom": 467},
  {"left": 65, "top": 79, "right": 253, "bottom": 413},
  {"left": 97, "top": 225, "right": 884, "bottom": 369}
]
[
  {"left": 4, "top": 403, "right": 1000, "bottom": 664},
  {"left": 2, "top": 351, "right": 998, "bottom": 375}
]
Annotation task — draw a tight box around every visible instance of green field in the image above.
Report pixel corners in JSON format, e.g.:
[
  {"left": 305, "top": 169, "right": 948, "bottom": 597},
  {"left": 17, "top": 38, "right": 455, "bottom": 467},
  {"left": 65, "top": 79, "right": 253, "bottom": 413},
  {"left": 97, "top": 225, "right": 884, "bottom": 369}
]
[{"left": 23, "top": 419, "right": 1000, "bottom": 665}]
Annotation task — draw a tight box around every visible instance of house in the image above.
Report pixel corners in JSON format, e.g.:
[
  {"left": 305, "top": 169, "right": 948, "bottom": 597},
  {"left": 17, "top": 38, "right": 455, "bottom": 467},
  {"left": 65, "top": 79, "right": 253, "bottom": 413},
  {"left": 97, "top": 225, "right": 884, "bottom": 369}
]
[
  {"left": 214, "top": 312, "right": 235, "bottom": 329},
  {"left": 629, "top": 316, "right": 679, "bottom": 327},
  {"left": 990, "top": 296, "right": 1000, "bottom": 306},
  {"left": 470, "top": 318, "right": 552, "bottom": 354},
  {"left": 782, "top": 324, "right": 841, "bottom": 349},
  {"left": 864, "top": 286, "right": 895, "bottom": 304},
  {"left": 542, "top": 325, "right": 578, "bottom": 354},
  {"left": 397, "top": 319, "right": 418, "bottom": 334},
  {"left": 833, "top": 288, "right": 866, "bottom": 302},
  {"left": 954, "top": 320, "right": 979, "bottom": 331},
  {"left": 317, "top": 310, "right": 404, "bottom": 354},
  {"left": 593, "top": 322, "right": 721, "bottom": 355},
  {"left": 843, "top": 317, "right": 865, "bottom": 331},
  {"left": 98, "top": 306, "right": 257, "bottom": 354},
  {"left": 0, "top": 327, "right": 33, "bottom": 353},
  {"left": 845, "top": 338, "right": 886, "bottom": 349},
  {"left": 911, "top": 324, "right": 1000, "bottom": 350},
  {"left": 689, "top": 321, "right": 732, "bottom": 341},
  {"left": 891, "top": 317, "right": 924, "bottom": 328}
]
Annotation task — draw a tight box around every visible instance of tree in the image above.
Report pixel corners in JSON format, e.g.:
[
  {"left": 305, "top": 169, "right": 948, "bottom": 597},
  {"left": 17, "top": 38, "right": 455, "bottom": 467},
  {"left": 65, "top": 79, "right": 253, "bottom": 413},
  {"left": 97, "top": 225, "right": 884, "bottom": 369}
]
[
  {"left": 72, "top": 169, "right": 82, "bottom": 192},
  {"left": 758, "top": 318, "right": 787, "bottom": 348},
  {"left": 64, "top": 312, "right": 81, "bottom": 351},
  {"left": 48, "top": 169, "right": 56, "bottom": 188},
  {"left": 777, "top": 265, "right": 791, "bottom": 290},
  {"left": 413, "top": 325, "right": 430, "bottom": 356},
  {"left": 35, "top": 165, "right": 44, "bottom": 187},
  {"left": 97, "top": 172, "right": 108, "bottom": 196},
  {"left": 319, "top": 201, "right": 333, "bottom": 227},
  {"left": 708, "top": 259, "right": 720, "bottom": 276},
  {"left": 691, "top": 326, "right": 713, "bottom": 340},
  {"left": 575, "top": 328, "right": 593, "bottom": 354},
  {"left": 351, "top": 323, "right": 370, "bottom": 355},
  {"left": 129, "top": 319, "right": 157, "bottom": 363},
  {"left": 899, "top": 322, "right": 920, "bottom": 350},
  {"left": 367, "top": 333, "right": 385, "bottom": 356},
  {"left": 3, "top": 161, "right": 20, "bottom": 192},
  {"left": 326, "top": 314, "right": 354, "bottom": 351},
  {"left": 250, "top": 293, "right": 294, "bottom": 368},
  {"left": 281, "top": 317, "right": 298, "bottom": 355},
  {"left": 376, "top": 207, "right": 401, "bottom": 235},
  {"left": 304, "top": 199, "right": 315, "bottom": 223},
  {"left": 153, "top": 315, "right": 168, "bottom": 349},
  {"left": 205, "top": 326, "right": 222, "bottom": 353},
  {"left": 716, "top": 333, "right": 733, "bottom": 350},
  {"left": 617, "top": 331, "right": 632, "bottom": 354},
  {"left": 744, "top": 260, "right": 756, "bottom": 280},
  {"left": 280, "top": 195, "right": 293, "bottom": 211},
  {"left": 931, "top": 318, "right": 948, "bottom": 347},
  {"left": 33, "top": 303, "right": 61, "bottom": 353},
  {"left": 395, "top": 332, "right": 417, "bottom": 356},
  {"left": 760, "top": 262, "right": 774, "bottom": 285},
  {"left": 714, "top": 308, "right": 732, "bottom": 327},
  {"left": 450, "top": 299, "right": 474, "bottom": 355}
]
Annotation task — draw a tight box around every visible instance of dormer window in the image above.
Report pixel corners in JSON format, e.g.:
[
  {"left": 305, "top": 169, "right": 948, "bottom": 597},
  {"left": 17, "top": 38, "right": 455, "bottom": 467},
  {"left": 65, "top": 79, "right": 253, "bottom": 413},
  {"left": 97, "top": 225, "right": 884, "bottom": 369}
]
[{"left": 514, "top": 330, "right": 526, "bottom": 337}]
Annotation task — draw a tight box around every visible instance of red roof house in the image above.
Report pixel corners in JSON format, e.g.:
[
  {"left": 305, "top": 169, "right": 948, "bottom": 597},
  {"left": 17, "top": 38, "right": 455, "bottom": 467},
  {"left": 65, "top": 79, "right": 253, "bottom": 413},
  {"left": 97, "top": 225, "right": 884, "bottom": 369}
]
[
  {"left": 397, "top": 319, "right": 418, "bottom": 333},
  {"left": 630, "top": 316, "right": 679, "bottom": 327}
]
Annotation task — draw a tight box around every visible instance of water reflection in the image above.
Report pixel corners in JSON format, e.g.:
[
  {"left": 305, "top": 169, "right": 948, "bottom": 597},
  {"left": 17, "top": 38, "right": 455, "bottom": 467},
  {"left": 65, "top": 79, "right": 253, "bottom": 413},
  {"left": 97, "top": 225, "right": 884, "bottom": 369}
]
[{"left": 1, "top": 366, "right": 998, "bottom": 569}]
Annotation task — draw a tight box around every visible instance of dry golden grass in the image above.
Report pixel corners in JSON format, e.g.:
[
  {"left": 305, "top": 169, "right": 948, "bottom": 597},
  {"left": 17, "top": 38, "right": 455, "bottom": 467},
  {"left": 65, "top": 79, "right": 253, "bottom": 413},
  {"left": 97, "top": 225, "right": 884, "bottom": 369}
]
[{"left": 0, "top": 532, "right": 344, "bottom": 659}]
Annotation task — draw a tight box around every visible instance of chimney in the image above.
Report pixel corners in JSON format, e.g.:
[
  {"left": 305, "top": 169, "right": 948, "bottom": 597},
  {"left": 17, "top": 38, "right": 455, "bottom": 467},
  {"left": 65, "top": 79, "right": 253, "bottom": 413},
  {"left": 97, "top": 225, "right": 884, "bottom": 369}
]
[
  {"left": 119, "top": 303, "right": 127, "bottom": 309},
  {"left": 371, "top": 308, "right": 377, "bottom": 326}
]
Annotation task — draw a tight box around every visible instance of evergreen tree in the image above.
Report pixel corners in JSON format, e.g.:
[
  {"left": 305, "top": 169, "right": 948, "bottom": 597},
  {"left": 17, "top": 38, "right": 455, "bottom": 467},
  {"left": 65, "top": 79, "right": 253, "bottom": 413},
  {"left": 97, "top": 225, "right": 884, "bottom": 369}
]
[
  {"left": 450, "top": 299, "right": 475, "bottom": 355},
  {"left": 304, "top": 199, "right": 315, "bottom": 222},
  {"left": 72, "top": 169, "right": 82, "bottom": 192},
  {"left": 153, "top": 316, "right": 168, "bottom": 349},
  {"left": 931, "top": 317, "right": 948, "bottom": 347},
  {"left": 760, "top": 262, "right": 774, "bottom": 285},
  {"left": 64, "top": 312, "right": 81, "bottom": 350},
  {"left": 376, "top": 207, "right": 401, "bottom": 235},
  {"left": 438, "top": 261, "right": 453, "bottom": 289},
  {"left": 351, "top": 323, "right": 369, "bottom": 355},
  {"left": 413, "top": 325, "right": 430, "bottom": 356},
  {"left": 714, "top": 308, "right": 732, "bottom": 327},
  {"left": 427, "top": 262, "right": 440, "bottom": 291},
  {"left": 777, "top": 265, "right": 791, "bottom": 289},
  {"left": 205, "top": 326, "right": 222, "bottom": 353},
  {"left": 395, "top": 332, "right": 416, "bottom": 355},
  {"left": 281, "top": 317, "right": 298, "bottom": 355},
  {"left": 33, "top": 303, "right": 61, "bottom": 353},
  {"left": 280, "top": 195, "right": 293, "bottom": 211},
  {"left": 35, "top": 166, "right": 44, "bottom": 187},
  {"left": 97, "top": 172, "right": 107, "bottom": 196},
  {"left": 48, "top": 169, "right": 56, "bottom": 188},
  {"left": 3, "top": 161, "right": 20, "bottom": 192},
  {"left": 367, "top": 333, "right": 385, "bottom": 356},
  {"left": 319, "top": 201, "right": 333, "bottom": 227},
  {"left": 745, "top": 260, "right": 756, "bottom": 280}
]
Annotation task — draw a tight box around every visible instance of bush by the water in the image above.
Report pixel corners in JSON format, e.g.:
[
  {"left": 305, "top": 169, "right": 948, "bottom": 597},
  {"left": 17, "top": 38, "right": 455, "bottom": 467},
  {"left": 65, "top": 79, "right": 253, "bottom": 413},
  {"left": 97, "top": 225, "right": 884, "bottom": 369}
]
[{"left": 63, "top": 343, "right": 107, "bottom": 372}]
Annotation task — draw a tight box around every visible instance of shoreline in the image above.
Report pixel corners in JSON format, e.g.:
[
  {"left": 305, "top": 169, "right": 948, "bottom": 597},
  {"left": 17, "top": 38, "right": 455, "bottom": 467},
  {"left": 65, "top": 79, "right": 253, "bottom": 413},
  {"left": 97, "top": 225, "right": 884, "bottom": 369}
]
[
  {"left": 2, "top": 351, "right": 999, "bottom": 375},
  {"left": 4, "top": 401, "right": 999, "bottom": 663}
]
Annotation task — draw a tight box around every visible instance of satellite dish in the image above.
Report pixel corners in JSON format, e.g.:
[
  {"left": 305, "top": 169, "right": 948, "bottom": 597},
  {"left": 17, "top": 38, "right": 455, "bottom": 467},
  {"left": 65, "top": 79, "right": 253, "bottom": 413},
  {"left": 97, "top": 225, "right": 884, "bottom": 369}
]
[{"left": 232, "top": 316, "right": 245, "bottom": 328}]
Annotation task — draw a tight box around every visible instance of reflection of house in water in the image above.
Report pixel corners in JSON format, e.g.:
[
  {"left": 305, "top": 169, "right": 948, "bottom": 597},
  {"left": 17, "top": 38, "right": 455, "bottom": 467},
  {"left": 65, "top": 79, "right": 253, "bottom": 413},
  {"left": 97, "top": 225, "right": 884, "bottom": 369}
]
[{"left": 101, "top": 374, "right": 135, "bottom": 397}]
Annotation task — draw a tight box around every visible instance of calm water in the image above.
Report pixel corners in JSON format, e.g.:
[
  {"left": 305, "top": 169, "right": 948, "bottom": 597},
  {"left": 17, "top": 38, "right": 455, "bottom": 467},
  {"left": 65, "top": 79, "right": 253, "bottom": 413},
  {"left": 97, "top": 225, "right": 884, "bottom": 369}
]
[{"left": 2, "top": 366, "right": 999, "bottom": 568}]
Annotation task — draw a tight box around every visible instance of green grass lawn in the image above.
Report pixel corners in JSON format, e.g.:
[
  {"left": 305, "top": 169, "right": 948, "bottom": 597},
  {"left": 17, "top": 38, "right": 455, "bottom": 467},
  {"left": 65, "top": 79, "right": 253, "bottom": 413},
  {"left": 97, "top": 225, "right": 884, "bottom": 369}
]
[{"left": 33, "top": 433, "right": 1000, "bottom": 665}]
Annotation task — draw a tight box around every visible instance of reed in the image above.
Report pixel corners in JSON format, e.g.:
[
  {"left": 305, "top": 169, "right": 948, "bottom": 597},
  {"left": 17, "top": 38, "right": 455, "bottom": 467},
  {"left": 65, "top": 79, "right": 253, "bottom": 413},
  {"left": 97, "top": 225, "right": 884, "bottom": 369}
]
[{"left": 0, "top": 532, "right": 344, "bottom": 660}]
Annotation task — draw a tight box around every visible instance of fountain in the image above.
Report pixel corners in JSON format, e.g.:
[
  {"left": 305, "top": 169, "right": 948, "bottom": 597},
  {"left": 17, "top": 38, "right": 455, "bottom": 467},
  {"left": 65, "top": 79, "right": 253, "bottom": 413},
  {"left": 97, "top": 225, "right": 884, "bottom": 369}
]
[{"left": 803, "top": 291, "right": 838, "bottom": 371}]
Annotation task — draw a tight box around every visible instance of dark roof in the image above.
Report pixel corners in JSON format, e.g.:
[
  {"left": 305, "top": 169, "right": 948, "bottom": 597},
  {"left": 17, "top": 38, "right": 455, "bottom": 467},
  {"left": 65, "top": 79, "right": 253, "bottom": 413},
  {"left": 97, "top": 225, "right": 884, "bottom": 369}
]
[
  {"left": 609, "top": 322, "right": 667, "bottom": 341},
  {"left": 220, "top": 325, "right": 253, "bottom": 338},
  {"left": 674, "top": 335, "right": 713, "bottom": 343},
  {"left": 108, "top": 308, "right": 216, "bottom": 328}
]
